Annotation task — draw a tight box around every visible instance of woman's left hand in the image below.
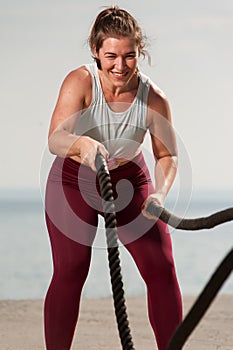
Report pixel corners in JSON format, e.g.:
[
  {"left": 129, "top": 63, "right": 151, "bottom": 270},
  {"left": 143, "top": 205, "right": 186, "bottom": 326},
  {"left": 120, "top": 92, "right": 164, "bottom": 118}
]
[{"left": 141, "top": 192, "right": 166, "bottom": 220}]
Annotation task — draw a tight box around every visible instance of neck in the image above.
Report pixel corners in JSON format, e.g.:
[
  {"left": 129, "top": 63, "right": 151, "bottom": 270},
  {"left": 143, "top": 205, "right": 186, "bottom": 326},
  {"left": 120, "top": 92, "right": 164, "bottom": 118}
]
[{"left": 98, "top": 70, "right": 139, "bottom": 97}]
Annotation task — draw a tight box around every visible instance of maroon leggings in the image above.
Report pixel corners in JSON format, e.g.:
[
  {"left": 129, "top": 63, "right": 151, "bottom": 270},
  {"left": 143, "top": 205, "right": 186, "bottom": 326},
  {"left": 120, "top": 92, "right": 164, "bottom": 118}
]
[{"left": 44, "top": 153, "right": 182, "bottom": 350}]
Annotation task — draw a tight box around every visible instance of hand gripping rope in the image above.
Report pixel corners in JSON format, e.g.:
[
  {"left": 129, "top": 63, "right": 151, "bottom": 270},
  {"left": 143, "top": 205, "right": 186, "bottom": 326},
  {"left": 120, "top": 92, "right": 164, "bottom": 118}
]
[
  {"left": 95, "top": 153, "right": 233, "bottom": 350},
  {"left": 146, "top": 202, "right": 233, "bottom": 230}
]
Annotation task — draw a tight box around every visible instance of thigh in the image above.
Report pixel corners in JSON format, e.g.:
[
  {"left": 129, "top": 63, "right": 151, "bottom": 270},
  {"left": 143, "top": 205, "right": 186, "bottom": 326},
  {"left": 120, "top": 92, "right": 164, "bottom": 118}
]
[
  {"left": 116, "top": 177, "right": 157, "bottom": 245},
  {"left": 116, "top": 176, "right": 175, "bottom": 278},
  {"left": 122, "top": 220, "right": 174, "bottom": 280},
  {"left": 45, "top": 179, "right": 98, "bottom": 247}
]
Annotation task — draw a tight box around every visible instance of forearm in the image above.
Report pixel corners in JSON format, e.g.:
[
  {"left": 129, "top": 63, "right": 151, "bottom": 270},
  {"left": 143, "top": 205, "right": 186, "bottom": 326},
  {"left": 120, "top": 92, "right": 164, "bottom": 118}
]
[
  {"left": 154, "top": 155, "right": 178, "bottom": 198},
  {"left": 48, "top": 129, "right": 82, "bottom": 158},
  {"left": 48, "top": 129, "right": 109, "bottom": 171}
]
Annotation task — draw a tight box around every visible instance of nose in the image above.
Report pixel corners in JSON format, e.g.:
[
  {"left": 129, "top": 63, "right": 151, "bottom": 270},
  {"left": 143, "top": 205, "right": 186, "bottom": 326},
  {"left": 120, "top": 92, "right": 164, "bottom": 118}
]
[{"left": 115, "top": 56, "right": 125, "bottom": 71}]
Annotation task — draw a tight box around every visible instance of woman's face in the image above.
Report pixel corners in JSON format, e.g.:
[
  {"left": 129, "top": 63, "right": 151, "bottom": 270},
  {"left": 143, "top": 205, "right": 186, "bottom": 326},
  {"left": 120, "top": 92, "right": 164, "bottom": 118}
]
[{"left": 94, "top": 36, "right": 139, "bottom": 90}]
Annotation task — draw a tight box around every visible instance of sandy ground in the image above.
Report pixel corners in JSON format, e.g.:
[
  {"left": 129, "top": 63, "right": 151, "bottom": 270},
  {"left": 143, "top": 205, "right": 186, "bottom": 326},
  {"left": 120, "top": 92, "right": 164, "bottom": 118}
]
[{"left": 0, "top": 295, "right": 232, "bottom": 349}]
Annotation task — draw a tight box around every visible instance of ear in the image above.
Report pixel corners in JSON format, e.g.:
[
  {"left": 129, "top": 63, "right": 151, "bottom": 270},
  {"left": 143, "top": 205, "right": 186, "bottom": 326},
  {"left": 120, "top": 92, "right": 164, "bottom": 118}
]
[{"left": 92, "top": 46, "right": 99, "bottom": 58}]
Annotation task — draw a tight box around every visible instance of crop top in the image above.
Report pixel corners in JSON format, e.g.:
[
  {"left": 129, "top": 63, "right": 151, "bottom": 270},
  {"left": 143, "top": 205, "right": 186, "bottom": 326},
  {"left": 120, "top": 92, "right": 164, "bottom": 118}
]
[{"left": 74, "top": 62, "right": 151, "bottom": 169}]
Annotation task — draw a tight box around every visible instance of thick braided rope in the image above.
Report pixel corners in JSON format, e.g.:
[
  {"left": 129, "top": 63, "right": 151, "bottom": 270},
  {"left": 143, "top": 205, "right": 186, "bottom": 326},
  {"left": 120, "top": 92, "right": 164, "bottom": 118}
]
[
  {"left": 95, "top": 154, "right": 233, "bottom": 349},
  {"left": 147, "top": 202, "right": 233, "bottom": 349},
  {"left": 95, "top": 154, "right": 135, "bottom": 350},
  {"left": 167, "top": 247, "right": 233, "bottom": 349},
  {"left": 147, "top": 202, "right": 233, "bottom": 230}
]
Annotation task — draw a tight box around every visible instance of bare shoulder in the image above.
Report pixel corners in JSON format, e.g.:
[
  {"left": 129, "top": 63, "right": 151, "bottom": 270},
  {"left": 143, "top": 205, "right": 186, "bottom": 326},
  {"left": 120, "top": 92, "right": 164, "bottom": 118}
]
[
  {"left": 55, "top": 65, "right": 92, "bottom": 109},
  {"left": 50, "top": 66, "right": 92, "bottom": 133},
  {"left": 61, "top": 65, "right": 92, "bottom": 93},
  {"left": 147, "top": 81, "right": 172, "bottom": 123}
]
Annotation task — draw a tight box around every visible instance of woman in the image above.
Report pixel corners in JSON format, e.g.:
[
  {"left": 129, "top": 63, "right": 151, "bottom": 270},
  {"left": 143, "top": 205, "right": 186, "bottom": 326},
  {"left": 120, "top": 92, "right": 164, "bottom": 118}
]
[{"left": 44, "top": 6, "right": 182, "bottom": 350}]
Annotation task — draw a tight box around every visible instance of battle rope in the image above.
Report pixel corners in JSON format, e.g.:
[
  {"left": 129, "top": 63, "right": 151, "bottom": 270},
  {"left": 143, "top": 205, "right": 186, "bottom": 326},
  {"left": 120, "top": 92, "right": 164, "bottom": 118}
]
[
  {"left": 146, "top": 202, "right": 233, "bottom": 349},
  {"left": 95, "top": 154, "right": 135, "bottom": 350},
  {"left": 95, "top": 153, "right": 233, "bottom": 350},
  {"left": 167, "top": 247, "right": 233, "bottom": 350},
  {"left": 147, "top": 202, "right": 233, "bottom": 230}
]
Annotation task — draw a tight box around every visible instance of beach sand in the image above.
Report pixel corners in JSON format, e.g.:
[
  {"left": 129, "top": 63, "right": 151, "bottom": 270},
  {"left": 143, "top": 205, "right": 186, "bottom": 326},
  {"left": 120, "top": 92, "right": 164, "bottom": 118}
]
[{"left": 0, "top": 295, "right": 232, "bottom": 349}]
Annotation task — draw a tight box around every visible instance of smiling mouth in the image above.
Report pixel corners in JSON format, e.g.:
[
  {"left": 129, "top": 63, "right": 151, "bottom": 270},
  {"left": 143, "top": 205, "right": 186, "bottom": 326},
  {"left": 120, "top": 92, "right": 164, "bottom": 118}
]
[{"left": 111, "top": 71, "right": 128, "bottom": 77}]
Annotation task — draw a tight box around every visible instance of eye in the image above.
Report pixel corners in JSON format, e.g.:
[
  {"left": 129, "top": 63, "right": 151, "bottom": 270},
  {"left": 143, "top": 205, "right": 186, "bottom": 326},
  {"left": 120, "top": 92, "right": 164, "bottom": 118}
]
[
  {"left": 105, "top": 54, "right": 116, "bottom": 59},
  {"left": 126, "top": 54, "right": 136, "bottom": 59}
]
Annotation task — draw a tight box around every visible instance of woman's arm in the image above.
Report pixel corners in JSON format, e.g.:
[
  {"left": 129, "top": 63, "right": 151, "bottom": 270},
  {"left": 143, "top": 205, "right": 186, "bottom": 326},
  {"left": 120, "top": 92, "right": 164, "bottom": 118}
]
[
  {"left": 48, "top": 67, "right": 108, "bottom": 171},
  {"left": 142, "top": 85, "right": 178, "bottom": 219}
]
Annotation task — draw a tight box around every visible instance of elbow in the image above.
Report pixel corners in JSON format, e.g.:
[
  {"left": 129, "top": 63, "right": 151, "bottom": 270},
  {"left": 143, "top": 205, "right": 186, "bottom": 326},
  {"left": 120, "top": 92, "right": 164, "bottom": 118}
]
[
  {"left": 48, "top": 132, "right": 58, "bottom": 155},
  {"left": 170, "top": 155, "right": 178, "bottom": 174},
  {"left": 156, "top": 154, "right": 178, "bottom": 175},
  {"left": 172, "top": 154, "right": 178, "bottom": 167},
  {"left": 48, "top": 142, "right": 56, "bottom": 155},
  {"left": 156, "top": 153, "right": 178, "bottom": 164}
]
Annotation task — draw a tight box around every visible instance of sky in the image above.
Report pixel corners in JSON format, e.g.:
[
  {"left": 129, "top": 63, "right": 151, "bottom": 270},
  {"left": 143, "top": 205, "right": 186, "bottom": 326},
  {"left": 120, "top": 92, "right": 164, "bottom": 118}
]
[{"left": 1, "top": 0, "right": 233, "bottom": 194}]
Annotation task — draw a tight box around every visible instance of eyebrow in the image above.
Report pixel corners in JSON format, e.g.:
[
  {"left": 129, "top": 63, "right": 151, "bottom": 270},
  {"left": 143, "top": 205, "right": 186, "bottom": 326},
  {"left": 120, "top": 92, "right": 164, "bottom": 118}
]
[{"left": 104, "top": 51, "right": 137, "bottom": 56}]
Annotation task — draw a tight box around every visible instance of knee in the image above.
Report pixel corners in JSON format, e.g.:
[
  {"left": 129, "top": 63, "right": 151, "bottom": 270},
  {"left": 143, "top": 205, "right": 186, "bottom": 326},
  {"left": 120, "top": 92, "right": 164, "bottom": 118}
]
[
  {"left": 53, "top": 248, "right": 91, "bottom": 284},
  {"left": 140, "top": 253, "right": 176, "bottom": 285}
]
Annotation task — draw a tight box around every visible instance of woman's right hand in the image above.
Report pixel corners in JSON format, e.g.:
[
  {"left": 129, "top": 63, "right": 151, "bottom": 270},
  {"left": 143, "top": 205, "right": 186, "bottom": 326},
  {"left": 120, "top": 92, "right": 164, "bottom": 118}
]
[{"left": 76, "top": 136, "right": 109, "bottom": 172}]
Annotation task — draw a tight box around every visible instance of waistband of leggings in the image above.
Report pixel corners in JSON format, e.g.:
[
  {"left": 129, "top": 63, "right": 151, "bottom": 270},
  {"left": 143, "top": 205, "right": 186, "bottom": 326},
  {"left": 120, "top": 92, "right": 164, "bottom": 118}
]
[{"left": 57, "top": 151, "right": 144, "bottom": 169}]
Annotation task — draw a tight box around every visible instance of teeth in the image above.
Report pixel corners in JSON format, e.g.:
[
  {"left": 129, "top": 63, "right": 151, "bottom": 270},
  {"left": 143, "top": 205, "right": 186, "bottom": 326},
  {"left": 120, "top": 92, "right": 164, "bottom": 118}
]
[{"left": 113, "top": 72, "right": 126, "bottom": 76}]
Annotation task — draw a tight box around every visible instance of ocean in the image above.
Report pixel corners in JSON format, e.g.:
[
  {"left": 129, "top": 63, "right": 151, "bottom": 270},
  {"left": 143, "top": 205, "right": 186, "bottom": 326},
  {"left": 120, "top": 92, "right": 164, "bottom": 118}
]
[{"left": 0, "top": 188, "right": 232, "bottom": 300}]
